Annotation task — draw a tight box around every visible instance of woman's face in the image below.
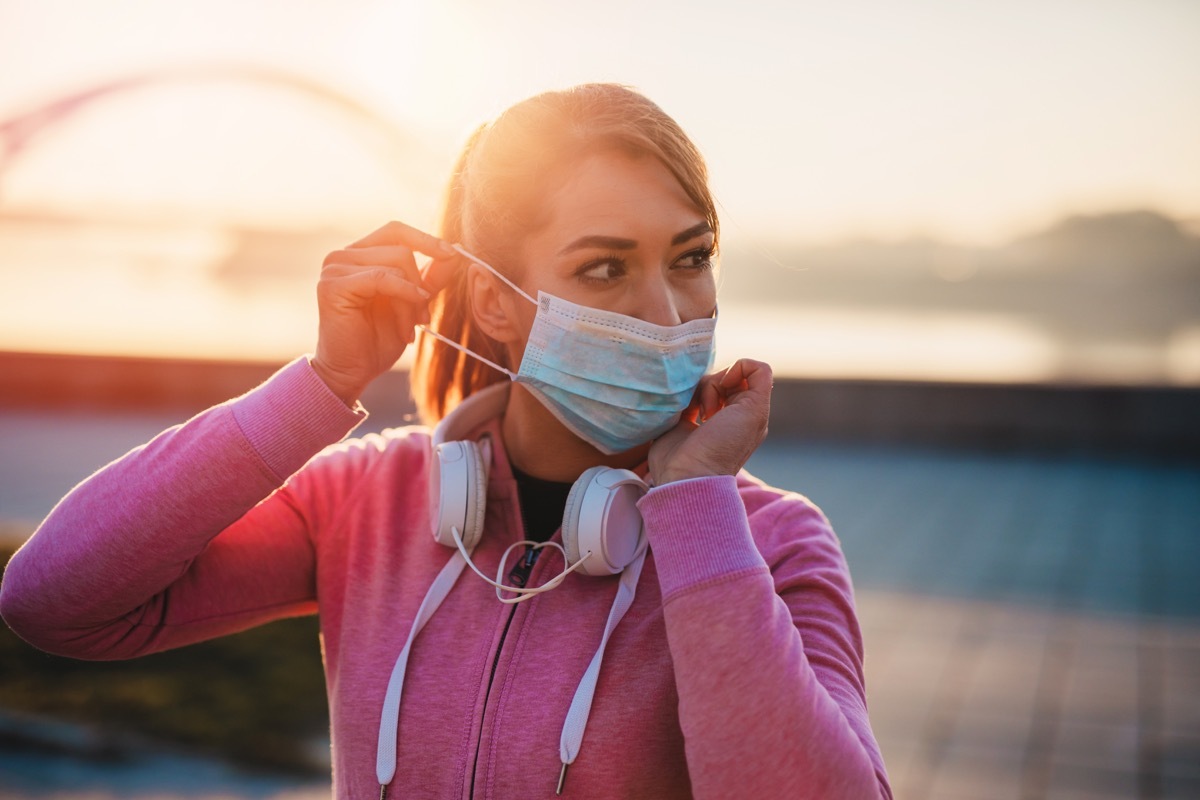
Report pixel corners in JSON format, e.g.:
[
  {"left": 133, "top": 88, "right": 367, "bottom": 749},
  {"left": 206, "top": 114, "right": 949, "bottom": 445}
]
[{"left": 503, "top": 149, "right": 717, "bottom": 335}]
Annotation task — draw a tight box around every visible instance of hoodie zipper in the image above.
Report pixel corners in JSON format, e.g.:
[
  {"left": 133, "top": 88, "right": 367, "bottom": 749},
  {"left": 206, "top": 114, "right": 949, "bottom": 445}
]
[
  {"left": 467, "top": 546, "right": 541, "bottom": 797},
  {"left": 507, "top": 547, "right": 540, "bottom": 589}
]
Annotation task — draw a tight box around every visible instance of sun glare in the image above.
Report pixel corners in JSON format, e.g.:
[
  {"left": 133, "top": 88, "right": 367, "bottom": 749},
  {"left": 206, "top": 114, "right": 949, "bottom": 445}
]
[
  {"left": 0, "top": 0, "right": 1195, "bottom": 382},
  {"left": 0, "top": 57, "right": 452, "bottom": 362},
  {"left": 340, "top": 2, "right": 493, "bottom": 141},
  {"left": 3, "top": 79, "right": 441, "bottom": 228}
]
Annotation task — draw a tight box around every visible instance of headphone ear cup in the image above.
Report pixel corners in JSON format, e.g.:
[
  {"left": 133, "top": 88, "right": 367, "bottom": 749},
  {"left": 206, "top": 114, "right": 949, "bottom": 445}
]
[
  {"left": 430, "top": 440, "right": 488, "bottom": 550},
  {"left": 562, "top": 466, "right": 607, "bottom": 568},
  {"left": 562, "top": 467, "right": 647, "bottom": 577},
  {"left": 463, "top": 441, "right": 488, "bottom": 548}
]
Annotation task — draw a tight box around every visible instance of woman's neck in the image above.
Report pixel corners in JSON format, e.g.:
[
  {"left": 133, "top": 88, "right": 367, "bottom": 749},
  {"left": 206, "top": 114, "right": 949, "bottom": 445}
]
[{"left": 501, "top": 384, "right": 649, "bottom": 482}]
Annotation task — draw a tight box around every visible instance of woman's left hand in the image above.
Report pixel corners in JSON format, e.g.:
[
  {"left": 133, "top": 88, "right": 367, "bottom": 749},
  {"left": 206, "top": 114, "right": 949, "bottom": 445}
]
[{"left": 648, "top": 358, "right": 773, "bottom": 486}]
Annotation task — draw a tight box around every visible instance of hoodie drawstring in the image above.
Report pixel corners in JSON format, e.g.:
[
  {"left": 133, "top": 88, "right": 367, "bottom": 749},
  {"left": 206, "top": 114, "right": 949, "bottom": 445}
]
[{"left": 375, "top": 545, "right": 647, "bottom": 796}]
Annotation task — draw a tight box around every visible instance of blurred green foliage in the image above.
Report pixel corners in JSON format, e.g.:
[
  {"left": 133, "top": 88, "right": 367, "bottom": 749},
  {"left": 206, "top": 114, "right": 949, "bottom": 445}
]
[{"left": 0, "top": 538, "right": 330, "bottom": 774}]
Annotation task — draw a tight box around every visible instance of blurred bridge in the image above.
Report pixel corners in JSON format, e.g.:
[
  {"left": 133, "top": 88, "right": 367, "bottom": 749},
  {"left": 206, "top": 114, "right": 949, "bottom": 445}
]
[{"left": 0, "top": 62, "right": 422, "bottom": 183}]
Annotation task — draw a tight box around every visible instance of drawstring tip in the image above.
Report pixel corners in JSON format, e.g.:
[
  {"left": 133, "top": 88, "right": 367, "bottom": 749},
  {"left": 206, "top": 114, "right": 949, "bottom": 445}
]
[
  {"left": 556, "top": 762, "right": 569, "bottom": 795},
  {"left": 379, "top": 784, "right": 388, "bottom": 800}
]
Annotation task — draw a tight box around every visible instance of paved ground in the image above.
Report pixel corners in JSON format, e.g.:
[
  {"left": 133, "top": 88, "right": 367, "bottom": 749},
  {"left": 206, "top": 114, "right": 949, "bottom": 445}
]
[
  {"left": 1, "top": 411, "right": 1197, "bottom": 798},
  {"left": 749, "top": 440, "right": 1200, "bottom": 800}
]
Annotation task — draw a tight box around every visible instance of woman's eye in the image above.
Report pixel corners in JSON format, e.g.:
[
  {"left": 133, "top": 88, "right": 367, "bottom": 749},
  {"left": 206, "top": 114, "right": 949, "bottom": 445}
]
[
  {"left": 674, "top": 247, "right": 716, "bottom": 271},
  {"left": 576, "top": 258, "right": 625, "bottom": 284}
]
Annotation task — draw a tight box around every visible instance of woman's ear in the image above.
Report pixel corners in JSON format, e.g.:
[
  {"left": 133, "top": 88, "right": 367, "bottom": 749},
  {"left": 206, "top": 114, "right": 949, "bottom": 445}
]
[{"left": 467, "top": 263, "right": 524, "bottom": 344}]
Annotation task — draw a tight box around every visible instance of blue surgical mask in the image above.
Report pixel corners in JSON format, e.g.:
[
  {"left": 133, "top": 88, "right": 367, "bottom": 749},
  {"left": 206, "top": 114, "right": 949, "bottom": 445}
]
[{"left": 419, "top": 245, "right": 717, "bottom": 454}]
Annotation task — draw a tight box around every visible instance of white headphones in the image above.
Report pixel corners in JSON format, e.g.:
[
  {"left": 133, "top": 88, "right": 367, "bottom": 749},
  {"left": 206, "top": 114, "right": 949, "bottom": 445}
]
[
  {"left": 378, "top": 384, "right": 653, "bottom": 793},
  {"left": 428, "top": 383, "right": 648, "bottom": 577}
]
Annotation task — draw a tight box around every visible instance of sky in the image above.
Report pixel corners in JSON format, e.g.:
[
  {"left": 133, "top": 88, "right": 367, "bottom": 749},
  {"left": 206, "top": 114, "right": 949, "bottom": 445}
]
[
  {"left": 0, "top": 0, "right": 1198, "bottom": 243},
  {"left": 0, "top": 0, "right": 1197, "bottom": 380}
]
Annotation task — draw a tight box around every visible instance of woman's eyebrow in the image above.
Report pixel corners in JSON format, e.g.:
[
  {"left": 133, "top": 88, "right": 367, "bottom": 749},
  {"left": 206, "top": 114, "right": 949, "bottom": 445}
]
[
  {"left": 558, "top": 222, "right": 714, "bottom": 256},
  {"left": 558, "top": 235, "right": 637, "bottom": 255},
  {"left": 671, "top": 222, "right": 713, "bottom": 245}
]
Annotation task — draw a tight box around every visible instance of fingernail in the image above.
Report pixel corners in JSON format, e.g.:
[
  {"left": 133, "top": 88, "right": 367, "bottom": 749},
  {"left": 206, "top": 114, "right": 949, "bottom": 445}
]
[
  {"left": 418, "top": 288, "right": 431, "bottom": 299},
  {"left": 438, "top": 240, "right": 457, "bottom": 256}
]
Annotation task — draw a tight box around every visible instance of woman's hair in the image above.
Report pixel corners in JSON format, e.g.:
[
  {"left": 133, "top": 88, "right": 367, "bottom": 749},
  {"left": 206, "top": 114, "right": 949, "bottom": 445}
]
[{"left": 411, "top": 83, "right": 718, "bottom": 423}]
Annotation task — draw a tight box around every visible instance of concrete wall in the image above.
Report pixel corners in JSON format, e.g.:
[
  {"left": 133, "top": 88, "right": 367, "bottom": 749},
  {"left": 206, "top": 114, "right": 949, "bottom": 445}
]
[
  {"left": 2, "top": 351, "right": 1196, "bottom": 457},
  {"left": 770, "top": 378, "right": 1199, "bottom": 456}
]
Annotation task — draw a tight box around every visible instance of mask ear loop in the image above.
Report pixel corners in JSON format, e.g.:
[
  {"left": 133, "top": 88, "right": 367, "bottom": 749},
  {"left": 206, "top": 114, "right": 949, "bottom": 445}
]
[
  {"left": 449, "top": 525, "right": 593, "bottom": 604},
  {"left": 414, "top": 244, "right": 536, "bottom": 380},
  {"left": 449, "top": 243, "right": 538, "bottom": 304},
  {"left": 427, "top": 243, "right": 595, "bottom": 603},
  {"left": 416, "top": 326, "right": 515, "bottom": 379}
]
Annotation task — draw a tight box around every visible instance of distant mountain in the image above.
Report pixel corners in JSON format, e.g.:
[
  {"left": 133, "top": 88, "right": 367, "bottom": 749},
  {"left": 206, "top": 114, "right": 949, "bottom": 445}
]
[
  {"left": 719, "top": 209, "right": 1200, "bottom": 342},
  {"left": 1003, "top": 210, "right": 1199, "bottom": 281}
]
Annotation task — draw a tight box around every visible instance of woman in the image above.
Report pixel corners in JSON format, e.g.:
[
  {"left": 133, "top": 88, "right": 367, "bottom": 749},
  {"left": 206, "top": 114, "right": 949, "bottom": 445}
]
[{"left": 0, "top": 84, "right": 891, "bottom": 798}]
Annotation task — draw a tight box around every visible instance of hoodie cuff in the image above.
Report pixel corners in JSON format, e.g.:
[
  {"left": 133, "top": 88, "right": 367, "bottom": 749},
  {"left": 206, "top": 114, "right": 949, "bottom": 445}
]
[
  {"left": 230, "top": 356, "right": 367, "bottom": 482},
  {"left": 637, "top": 475, "right": 766, "bottom": 601}
]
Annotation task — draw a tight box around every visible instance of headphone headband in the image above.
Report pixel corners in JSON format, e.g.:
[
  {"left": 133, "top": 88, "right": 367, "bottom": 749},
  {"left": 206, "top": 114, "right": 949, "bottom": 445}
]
[{"left": 432, "top": 382, "right": 510, "bottom": 446}]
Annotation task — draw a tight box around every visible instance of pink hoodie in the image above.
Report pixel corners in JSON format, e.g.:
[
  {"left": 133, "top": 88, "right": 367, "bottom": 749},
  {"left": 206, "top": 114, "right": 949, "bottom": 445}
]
[{"left": 0, "top": 358, "right": 891, "bottom": 799}]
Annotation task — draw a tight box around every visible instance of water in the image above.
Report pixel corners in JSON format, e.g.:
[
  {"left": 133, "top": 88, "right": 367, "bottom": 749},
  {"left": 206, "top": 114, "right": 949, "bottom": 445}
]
[
  {"left": 4, "top": 217, "right": 1198, "bottom": 385},
  {"left": 746, "top": 438, "right": 1200, "bottom": 620}
]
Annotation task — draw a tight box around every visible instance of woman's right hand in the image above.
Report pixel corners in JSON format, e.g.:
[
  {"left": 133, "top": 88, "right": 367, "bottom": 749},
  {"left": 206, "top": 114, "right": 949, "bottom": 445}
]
[{"left": 311, "top": 221, "right": 461, "bottom": 406}]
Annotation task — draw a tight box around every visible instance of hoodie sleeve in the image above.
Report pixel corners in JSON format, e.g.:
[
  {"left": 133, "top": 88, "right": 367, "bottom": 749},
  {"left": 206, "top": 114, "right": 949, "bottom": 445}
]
[
  {"left": 637, "top": 475, "right": 892, "bottom": 800},
  {"left": 0, "top": 357, "right": 365, "bottom": 660}
]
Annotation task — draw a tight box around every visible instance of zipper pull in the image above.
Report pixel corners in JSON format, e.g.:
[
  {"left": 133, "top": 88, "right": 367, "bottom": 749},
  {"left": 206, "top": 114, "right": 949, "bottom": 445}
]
[{"left": 507, "top": 546, "right": 540, "bottom": 588}]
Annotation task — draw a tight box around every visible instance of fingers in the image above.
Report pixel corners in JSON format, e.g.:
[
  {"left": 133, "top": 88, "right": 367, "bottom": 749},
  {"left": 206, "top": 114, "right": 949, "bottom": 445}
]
[
  {"left": 649, "top": 359, "right": 774, "bottom": 485},
  {"left": 420, "top": 252, "right": 464, "bottom": 295},
  {"left": 318, "top": 266, "right": 432, "bottom": 317},
  {"left": 719, "top": 358, "right": 773, "bottom": 394},
  {"left": 350, "top": 220, "right": 457, "bottom": 258},
  {"left": 311, "top": 223, "right": 457, "bottom": 404},
  {"left": 324, "top": 245, "right": 423, "bottom": 289},
  {"left": 327, "top": 232, "right": 464, "bottom": 298},
  {"left": 694, "top": 359, "right": 773, "bottom": 421},
  {"left": 322, "top": 240, "right": 439, "bottom": 328},
  {"left": 696, "top": 374, "right": 723, "bottom": 422}
]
